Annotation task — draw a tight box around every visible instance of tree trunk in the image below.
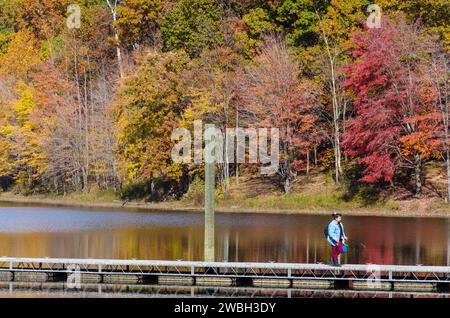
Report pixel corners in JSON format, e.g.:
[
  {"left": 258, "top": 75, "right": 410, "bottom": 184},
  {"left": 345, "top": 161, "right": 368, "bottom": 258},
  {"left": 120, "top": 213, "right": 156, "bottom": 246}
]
[
  {"left": 82, "top": 167, "right": 88, "bottom": 192},
  {"left": 443, "top": 60, "right": 449, "bottom": 203},
  {"left": 414, "top": 154, "right": 422, "bottom": 196},
  {"left": 106, "top": 1, "right": 124, "bottom": 78},
  {"left": 306, "top": 149, "right": 310, "bottom": 175},
  {"left": 83, "top": 67, "right": 90, "bottom": 193},
  {"left": 283, "top": 177, "right": 291, "bottom": 194},
  {"left": 114, "top": 31, "right": 124, "bottom": 78},
  {"left": 333, "top": 111, "right": 343, "bottom": 183},
  {"left": 446, "top": 148, "right": 450, "bottom": 202},
  {"left": 334, "top": 138, "right": 341, "bottom": 183},
  {"left": 320, "top": 23, "right": 342, "bottom": 184},
  {"left": 443, "top": 95, "right": 450, "bottom": 202},
  {"left": 343, "top": 99, "right": 348, "bottom": 162},
  {"left": 314, "top": 146, "right": 317, "bottom": 166},
  {"left": 235, "top": 106, "right": 239, "bottom": 186}
]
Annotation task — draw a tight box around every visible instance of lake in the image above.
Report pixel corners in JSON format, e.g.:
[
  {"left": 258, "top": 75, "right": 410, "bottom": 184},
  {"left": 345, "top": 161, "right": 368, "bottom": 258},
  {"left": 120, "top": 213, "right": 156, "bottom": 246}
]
[{"left": 0, "top": 204, "right": 449, "bottom": 266}]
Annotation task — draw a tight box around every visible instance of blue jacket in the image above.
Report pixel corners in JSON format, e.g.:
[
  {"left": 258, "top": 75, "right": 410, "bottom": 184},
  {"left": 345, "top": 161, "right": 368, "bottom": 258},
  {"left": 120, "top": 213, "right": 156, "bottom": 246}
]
[{"left": 327, "top": 220, "right": 345, "bottom": 246}]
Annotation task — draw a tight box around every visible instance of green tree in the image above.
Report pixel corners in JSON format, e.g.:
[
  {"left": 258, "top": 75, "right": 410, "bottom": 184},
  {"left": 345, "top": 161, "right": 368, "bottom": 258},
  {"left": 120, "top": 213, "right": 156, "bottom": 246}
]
[
  {"left": 276, "top": 0, "right": 330, "bottom": 47},
  {"left": 161, "top": 0, "right": 224, "bottom": 58},
  {"left": 232, "top": 7, "right": 276, "bottom": 58},
  {"left": 0, "top": 0, "right": 20, "bottom": 52}
]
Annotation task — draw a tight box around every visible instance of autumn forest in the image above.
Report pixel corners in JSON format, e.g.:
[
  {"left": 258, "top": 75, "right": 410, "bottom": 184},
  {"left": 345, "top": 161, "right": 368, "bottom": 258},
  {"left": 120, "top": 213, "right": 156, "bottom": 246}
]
[{"left": 0, "top": 0, "right": 449, "bottom": 211}]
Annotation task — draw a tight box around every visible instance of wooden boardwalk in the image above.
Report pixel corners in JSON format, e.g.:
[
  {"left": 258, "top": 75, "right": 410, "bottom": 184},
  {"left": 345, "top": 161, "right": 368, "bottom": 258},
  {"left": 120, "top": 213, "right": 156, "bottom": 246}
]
[{"left": 0, "top": 257, "right": 449, "bottom": 293}]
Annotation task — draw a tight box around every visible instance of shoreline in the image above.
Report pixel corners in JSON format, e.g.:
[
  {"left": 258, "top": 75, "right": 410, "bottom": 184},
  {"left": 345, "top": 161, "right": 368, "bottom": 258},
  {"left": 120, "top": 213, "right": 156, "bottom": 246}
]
[{"left": 1, "top": 194, "right": 449, "bottom": 218}]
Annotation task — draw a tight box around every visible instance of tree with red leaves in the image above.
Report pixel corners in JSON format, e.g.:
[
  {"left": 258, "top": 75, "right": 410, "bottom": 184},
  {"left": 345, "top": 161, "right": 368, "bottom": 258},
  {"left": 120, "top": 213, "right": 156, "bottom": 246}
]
[{"left": 342, "top": 16, "right": 442, "bottom": 196}]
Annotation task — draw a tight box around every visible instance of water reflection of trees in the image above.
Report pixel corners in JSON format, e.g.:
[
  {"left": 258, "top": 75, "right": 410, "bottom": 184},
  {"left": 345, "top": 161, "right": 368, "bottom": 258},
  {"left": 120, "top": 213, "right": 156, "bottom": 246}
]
[{"left": 0, "top": 216, "right": 448, "bottom": 266}]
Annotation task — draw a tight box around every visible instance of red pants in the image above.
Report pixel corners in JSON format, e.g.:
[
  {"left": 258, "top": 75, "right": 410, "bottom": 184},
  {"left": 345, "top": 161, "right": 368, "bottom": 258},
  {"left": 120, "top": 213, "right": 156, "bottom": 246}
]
[{"left": 332, "top": 240, "right": 343, "bottom": 261}]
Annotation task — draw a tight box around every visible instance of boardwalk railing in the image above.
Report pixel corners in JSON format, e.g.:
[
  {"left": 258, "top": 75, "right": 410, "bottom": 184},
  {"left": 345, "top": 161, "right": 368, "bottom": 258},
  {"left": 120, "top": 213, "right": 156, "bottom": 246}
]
[{"left": 0, "top": 257, "right": 449, "bottom": 292}]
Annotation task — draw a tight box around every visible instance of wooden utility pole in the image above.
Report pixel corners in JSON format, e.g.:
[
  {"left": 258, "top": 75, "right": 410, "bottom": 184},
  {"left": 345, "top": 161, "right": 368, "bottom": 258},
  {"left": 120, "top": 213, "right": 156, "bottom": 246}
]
[
  {"left": 204, "top": 124, "right": 216, "bottom": 262},
  {"left": 204, "top": 161, "right": 215, "bottom": 262}
]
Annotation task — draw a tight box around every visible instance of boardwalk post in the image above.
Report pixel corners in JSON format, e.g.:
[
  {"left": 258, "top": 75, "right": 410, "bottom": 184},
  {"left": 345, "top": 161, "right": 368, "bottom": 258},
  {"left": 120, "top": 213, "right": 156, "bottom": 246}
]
[
  {"left": 204, "top": 162, "right": 215, "bottom": 262},
  {"left": 204, "top": 124, "right": 216, "bottom": 262}
]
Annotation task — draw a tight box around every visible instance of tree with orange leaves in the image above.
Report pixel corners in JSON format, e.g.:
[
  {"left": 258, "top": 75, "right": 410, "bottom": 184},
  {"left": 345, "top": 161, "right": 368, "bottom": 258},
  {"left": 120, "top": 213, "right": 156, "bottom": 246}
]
[{"left": 237, "top": 36, "right": 320, "bottom": 193}]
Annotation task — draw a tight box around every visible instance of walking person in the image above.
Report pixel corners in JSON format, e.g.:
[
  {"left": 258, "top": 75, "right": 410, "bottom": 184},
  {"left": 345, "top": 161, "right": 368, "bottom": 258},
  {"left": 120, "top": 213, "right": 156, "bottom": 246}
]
[{"left": 325, "top": 212, "right": 348, "bottom": 267}]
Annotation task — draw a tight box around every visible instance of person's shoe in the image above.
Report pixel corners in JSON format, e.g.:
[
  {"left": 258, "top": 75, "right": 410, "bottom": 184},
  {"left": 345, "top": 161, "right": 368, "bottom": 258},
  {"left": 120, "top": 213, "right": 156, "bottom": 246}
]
[
  {"left": 330, "top": 259, "right": 341, "bottom": 267},
  {"left": 329, "top": 257, "right": 335, "bottom": 266}
]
